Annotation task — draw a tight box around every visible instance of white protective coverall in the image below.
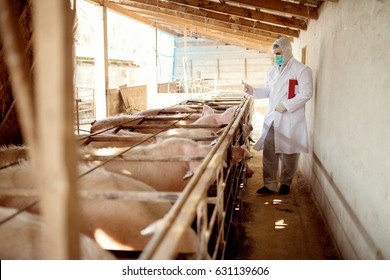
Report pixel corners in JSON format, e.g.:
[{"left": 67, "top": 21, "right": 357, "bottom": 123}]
[{"left": 252, "top": 57, "right": 313, "bottom": 154}]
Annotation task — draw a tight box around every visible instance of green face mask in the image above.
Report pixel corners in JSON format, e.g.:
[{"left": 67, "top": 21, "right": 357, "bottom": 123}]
[{"left": 275, "top": 55, "right": 285, "bottom": 66}]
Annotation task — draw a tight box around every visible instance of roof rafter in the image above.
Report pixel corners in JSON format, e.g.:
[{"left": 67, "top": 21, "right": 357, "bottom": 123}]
[
  {"left": 226, "top": 0, "right": 318, "bottom": 20},
  {"left": 117, "top": 1, "right": 299, "bottom": 38},
  {"left": 135, "top": 7, "right": 276, "bottom": 43},
  {"left": 87, "top": 0, "right": 330, "bottom": 50},
  {"left": 161, "top": 0, "right": 308, "bottom": 30}
]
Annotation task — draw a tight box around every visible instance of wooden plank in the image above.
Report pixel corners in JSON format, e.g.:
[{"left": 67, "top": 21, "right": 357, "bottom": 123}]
[
  {"left": 119, "top": 85, "right": 147, "bottom": 114},
  {"left": 107, "top": 88, "right": 126, "bottom": 116},
  {"left": 157, "top": 82, "right": 178, "bottom": 93},
  {"left": 128, "top": 0, "right": 307, "bottom": 30},
  {"left": 121, "top": 124, "right": 227, "bottom": 129},
  {"left": 126, "top": 2, "right": 297, "bottom": 38},
  {"left": 81, "top": 155, "right": 206, "bottom": 162},
  {"left": 230, "top": 0, "right": 318, "bottom": 19},
  {"left": 32, "top": 0, "right": 80, "bottom": 259}
]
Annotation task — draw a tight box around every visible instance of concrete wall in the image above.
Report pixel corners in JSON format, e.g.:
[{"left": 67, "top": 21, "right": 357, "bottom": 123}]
[{"left": 295, "top": 0, "right": 390, "bottom": 259}]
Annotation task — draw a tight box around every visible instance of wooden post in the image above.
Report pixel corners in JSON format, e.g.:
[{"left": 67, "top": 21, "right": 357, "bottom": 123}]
[
  {"left": 217, "top": 59, "right": 220, "bottom": 80},
  {"left": 182, "top": 25, "right": 189, "bottom": 94},
  {"left": 94, "top": 1, "right": 109, "bottom": 120},
  {"left": 244, "top": 58, "right": 248, "bottom": 79},
  {"left": 103, "top": 1, "right": 109, "bottom": 117},
  {"left": 32, "top": 0, "right": 80, "bottom": 259},
  {"left": 301, "top": 46, "right": 307, "bottom": 64}
]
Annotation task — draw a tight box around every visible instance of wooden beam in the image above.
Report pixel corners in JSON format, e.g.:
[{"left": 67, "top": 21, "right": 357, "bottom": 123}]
[
  {"left": 156, "top": 0, "right": 307, "bottom": 30},
  {"left": 103, "top": 0, "right": 109, "bottom": 93},
  {"left": 186, "top": 22, "right": 273, "bottom": 46},
  {"left": 176, "top": 22, "right": 272, "bottom": 51},
  {"left": 227, "top": 0, "right": 319, "bottom": 19},
  {"left": 129, "top": 7, "right": 280, "bottom": 42},
  {"left": 32, "top": 0, "right": 80, "bottom": 259},
  {"left": 118, "top": 1, "right": 299, "bottom": 38},
  {"left": 136, "top": 11, "right": 273, "bottom": 49}
]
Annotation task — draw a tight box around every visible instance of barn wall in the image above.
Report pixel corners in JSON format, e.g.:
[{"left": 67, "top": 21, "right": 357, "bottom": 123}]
[
  {"left": 295, "top": 0, "right": 390, "bottom": 259},
  {"left": 174, "top": 37, "right": 273, "bottom": 91}
]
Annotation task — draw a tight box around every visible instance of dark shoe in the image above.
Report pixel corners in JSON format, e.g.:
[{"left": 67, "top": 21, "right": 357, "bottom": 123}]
[
  {"left": 279, "top": 184, "right": 290, "bottom": 195},
  {"left": 256, "top": 186, "right": 274, "bottom": 194}
]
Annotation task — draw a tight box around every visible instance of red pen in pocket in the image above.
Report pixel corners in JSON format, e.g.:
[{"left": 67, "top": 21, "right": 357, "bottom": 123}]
[{"left": 288, "top": 79, "right": 298, "bottom": 99}]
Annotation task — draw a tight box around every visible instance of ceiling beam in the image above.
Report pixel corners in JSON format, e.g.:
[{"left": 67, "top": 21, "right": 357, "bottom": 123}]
[
  {"left": 131, "top": 8, "right": 276, "bottom": 41},
  {"left": 87, "top": 0, "right": 331, "bottom": 51},
  {"left": 175, "top": 23, "right": 272, "bottom": 51},
  {"left": 162, "top": 0, "right": 308, "bottom": 30},
  {"left": 226, "top": 0, "right": 318, "bottom": 19},
  {"left": 135, "top": 7, "right": 275, "bottom": 45},
  {"left": 118, "top": 2, "right": 299, "bottom": 38},
  {"left": 89, "top": 0, "right": 272, "bottom": 50}
]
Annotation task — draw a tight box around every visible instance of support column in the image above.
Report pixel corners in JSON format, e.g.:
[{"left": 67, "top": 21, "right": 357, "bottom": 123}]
[{"left": 93, "top": 3, "right": 108, "bottom": 120}]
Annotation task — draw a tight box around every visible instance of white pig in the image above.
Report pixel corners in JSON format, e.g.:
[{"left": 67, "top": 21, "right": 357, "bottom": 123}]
[
  {"left": 0, "top": 206, "right": 116, "bottom": 260},
  {"left": 82, "top": 138, "right": 213, "bottom": 192},
  {"left": 0, "top": 145, "right": 29, "bottom": 168},
  {"left": 83, "top": 126, "right": 218, "bottom": 149},
  {"left": 200, "top": 104, "right": 216, "bottom": 116},
  {"left": 90, "top": 113, "right": 199, "bottom": 135},
  {"left": 192, "top": 105, "right": 238, "bottom": 130},
  {"left": 90, "top": 115, "right": 143, "bottom": 133},
  {"left": 135, "top": 106, "right": 200, "bottom": 116},
  {"left": 156, "top": 128, "right": 218, "bottom": 145},
  {"left": 245, "top": 163, "right": 255, "bottom": 178},
  {"left": 0, "top": 162, "right": 198, "bottom": 254},
  {"left": 81, "top": 129, "right": 157, "bottom": 148}
]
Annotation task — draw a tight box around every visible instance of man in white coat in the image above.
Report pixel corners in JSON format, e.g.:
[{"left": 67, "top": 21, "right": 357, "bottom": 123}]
[{"left": 244, "top": 37, "right": 313, "bottom": 195}]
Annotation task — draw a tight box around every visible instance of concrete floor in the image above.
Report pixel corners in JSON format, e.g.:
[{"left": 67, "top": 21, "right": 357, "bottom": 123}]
[
  {"left": 230, "top": 100, "right": 341, "bottom": 260},
  {"left": 232, "top": 147, "right": 341, "bottom": 260}
]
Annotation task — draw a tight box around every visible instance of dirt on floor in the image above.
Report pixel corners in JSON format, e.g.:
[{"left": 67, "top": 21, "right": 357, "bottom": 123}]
[{"left": 231, "top": 147, "right": 341, "bottom": 260}]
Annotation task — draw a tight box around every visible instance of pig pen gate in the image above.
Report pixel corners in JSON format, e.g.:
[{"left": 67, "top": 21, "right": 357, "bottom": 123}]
[
  {"left": 77, "top": 94, "right": 254, "bottom": 259},
  {"left": 0, "top": 0, "right": 254, "bottom": 259}
]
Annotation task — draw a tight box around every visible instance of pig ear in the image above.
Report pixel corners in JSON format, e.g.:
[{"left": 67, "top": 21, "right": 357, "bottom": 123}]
[
  {"left": 183, "top": 170, "right": 194, "bottom": 180},
  {"left": 222, "top": 160, "right": 228, "bottom": 168},
  {"left": 201, "top": 104, "right": 215, "bottom": 116},
  {"left": 210, "top": 139, "right": 218, "bottom": 146},
  {"left": 243, "top": 123, "right": 253, "bottom": 132},
  {"left": 216, "top": 106, "right": 237, "bottom": 124},
  {"left": 241, "top": 144, "right": 253, "bottom": 159},
  {"left": 140, "top": 218, "right": 165, "bottom": 236},
  {"left": 223, "top": 106, "right": 237, "bottom": 116},
  {"left": 232, "top": 146, "right": 245, "bottom": 163}
]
